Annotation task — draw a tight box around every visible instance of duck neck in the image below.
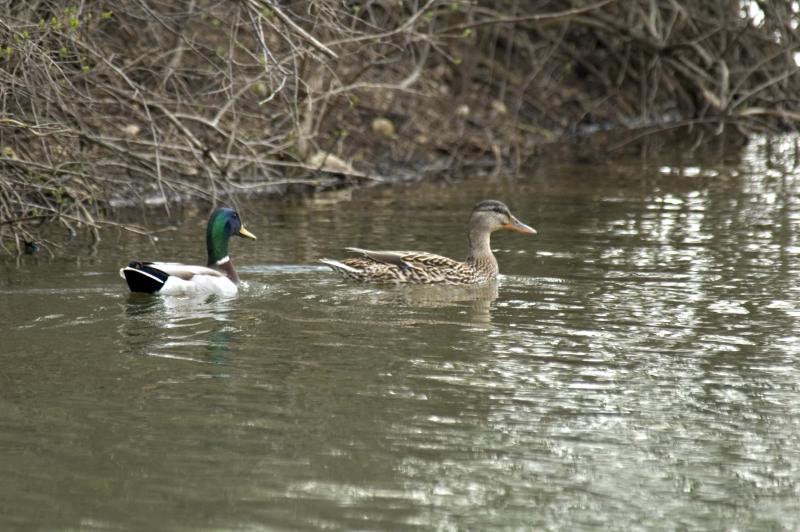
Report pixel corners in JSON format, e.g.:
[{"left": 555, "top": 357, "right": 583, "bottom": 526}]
[
  {"left": 213, "top": 255, "right": 240, "bottom": 284},
  {"left": 466, "top": 227, "right": 498, "bottom": 275},
  {"left": 207, "top": 214, "right": 230, "bottom": 267}
]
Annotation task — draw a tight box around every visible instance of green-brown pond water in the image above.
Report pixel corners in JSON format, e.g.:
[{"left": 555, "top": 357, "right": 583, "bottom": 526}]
[{"left": 2, "top": 136, "right": 800, "bottom": 530}]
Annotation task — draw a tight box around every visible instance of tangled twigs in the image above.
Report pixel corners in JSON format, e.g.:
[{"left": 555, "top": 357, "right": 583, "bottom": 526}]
[
  {"left": 246, "top": 0, "right": 338, "bottom": 59},
  {"left": 439, "top": 0, "right": 617, "bottom": 34},
  {"left": 0, "top": 1, "right": 798, "bottom": 254}
]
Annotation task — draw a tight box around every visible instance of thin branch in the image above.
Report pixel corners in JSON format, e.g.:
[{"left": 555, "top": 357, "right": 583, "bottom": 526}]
[{"left": 439, "top": 0, "right": 617, "bottom": 34}]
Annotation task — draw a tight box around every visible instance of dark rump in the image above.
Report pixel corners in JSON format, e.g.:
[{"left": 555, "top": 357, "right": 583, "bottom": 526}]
[{"left": 123, "top": 264, "right": 169, "bottom": 293}]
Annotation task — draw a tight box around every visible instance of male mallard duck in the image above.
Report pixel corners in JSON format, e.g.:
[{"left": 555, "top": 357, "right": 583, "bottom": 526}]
[
  {"left": 120, "top": 207, "right": 256, "bottom": 297},
  {"left": 320, "top": 200, "right": 535, "bottom": 284}
]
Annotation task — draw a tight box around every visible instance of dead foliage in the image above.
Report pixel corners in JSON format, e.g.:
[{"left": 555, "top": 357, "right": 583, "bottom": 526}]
[{"left": 0, "top": 1, "right": 798, "bottom": 253}]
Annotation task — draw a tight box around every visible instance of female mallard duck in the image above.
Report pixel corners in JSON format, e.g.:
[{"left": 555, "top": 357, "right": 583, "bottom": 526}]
[
  {"left": 120, "top": 207, "right": 256, "bottom": 297},
  {"left": 320, "top": 200, "right": 536, "bottom": 284}
]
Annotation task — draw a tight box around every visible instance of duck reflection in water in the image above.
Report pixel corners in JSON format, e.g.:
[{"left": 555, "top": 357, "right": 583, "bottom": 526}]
[
  {"left": 337, "top": 280, "right": 499, "bottom": 326},
  {"left": 120, "top": 293, "right": 238, "bottom": 364}
]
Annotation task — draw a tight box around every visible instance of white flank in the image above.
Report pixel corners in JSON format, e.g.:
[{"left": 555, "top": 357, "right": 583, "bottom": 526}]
[{"left": 159, "top": 275, "right": 238, "bottom": 297}]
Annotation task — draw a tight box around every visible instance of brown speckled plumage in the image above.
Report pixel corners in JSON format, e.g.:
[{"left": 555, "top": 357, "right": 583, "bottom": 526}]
[{"left": 320, "top": 200, "right": 536, "bottom": 285}]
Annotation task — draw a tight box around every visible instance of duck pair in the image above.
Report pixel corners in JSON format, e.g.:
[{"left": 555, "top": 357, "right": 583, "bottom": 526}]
[{"left": 120, "top": 200, "right": 536, "bottom": 296}]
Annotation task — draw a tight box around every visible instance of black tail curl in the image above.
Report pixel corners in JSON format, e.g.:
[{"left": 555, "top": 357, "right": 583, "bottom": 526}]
[{"left": 122, "top": 263, "right": 169, "bottom": 293}]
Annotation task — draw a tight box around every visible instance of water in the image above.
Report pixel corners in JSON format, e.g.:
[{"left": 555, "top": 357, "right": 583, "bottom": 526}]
[{"left": 2, "top": 135, "right": 800, "bottom": 530}]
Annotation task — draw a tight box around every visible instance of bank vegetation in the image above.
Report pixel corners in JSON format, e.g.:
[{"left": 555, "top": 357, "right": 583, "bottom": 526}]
[{"left": 1, "top": 0, "right": 799, "bottom": 253}]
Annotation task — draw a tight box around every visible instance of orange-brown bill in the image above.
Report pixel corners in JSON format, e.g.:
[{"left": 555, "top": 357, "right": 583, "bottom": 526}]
[{"left": 503, "top": 216, "right": 537, "bottom": 234}]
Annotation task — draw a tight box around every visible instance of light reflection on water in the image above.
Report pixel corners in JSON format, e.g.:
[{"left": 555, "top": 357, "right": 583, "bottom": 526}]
[{"left": 1, "top": 134, "right": 799, "bottom": 530}]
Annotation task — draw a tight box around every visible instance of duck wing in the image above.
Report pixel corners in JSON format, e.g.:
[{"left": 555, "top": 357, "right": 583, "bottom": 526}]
[
  {"left": 345, "top": 247, "right": 461, "bottom": 270},
  {"left": 144, "top": 262, "right": 225, "bottom": 280}
]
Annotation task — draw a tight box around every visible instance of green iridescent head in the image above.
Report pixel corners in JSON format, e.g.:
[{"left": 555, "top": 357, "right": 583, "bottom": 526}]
[{"left": 206, "top": 208, "right": 257, "bottom": 265}]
